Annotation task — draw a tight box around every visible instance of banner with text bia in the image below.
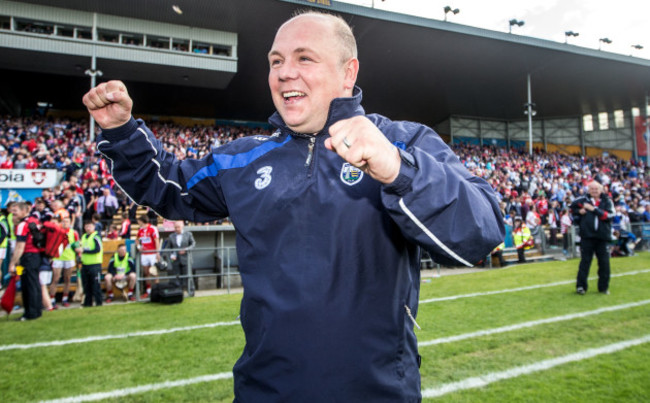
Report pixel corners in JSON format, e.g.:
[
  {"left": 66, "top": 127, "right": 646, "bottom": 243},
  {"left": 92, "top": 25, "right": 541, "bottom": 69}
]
[{"left": 0, "top": 169, "right": 57, "bottom": 189}]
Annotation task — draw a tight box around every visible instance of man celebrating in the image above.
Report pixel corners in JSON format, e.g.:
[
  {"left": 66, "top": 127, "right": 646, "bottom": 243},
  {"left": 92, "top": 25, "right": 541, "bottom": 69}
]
[
  {"left": 83, "top": 11, "right": 504, "bottom": 402},
  {"left": 571, "top": 181, "right": 614, "bottom": 295}
]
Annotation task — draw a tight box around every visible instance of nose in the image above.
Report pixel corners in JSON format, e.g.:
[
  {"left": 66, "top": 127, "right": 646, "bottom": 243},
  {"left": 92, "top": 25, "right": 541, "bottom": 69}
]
[{"left": 276, "top": 60, "right": 299, "bottom": 81}]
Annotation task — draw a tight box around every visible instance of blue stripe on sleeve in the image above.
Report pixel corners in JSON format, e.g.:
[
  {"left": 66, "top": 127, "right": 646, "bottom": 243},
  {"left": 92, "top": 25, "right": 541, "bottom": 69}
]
[{"left": 187, "top": 136, "right": 292, "bottom": 189}]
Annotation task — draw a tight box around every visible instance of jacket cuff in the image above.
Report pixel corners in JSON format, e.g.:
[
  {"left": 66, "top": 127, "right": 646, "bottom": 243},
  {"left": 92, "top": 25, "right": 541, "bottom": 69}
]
[
  {"left": 100, "top": 117, "right": 138, "bottom": 141},
  {"left": 383, "top": 150, "right": 417, "bottom": 196}
]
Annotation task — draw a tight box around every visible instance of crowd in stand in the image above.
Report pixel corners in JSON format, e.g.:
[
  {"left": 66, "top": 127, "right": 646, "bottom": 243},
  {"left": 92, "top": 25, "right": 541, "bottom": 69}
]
[
  {"left": 1, "top": 115, "right": 649, "bottom": 235},
  {"left": 0, "top": 116, "right": 273, "bottom": 319},
  {"left": 453, "top": 143, "right": 650, "bottom": 258},
  {"left": 0, "top": 116, "right": 649, "bottom": 317}
]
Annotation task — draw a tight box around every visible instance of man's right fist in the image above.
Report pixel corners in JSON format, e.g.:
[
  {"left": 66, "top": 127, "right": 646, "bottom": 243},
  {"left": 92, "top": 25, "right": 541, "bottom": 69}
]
[{"left": 82, "top": 80, "right": 133, "bottom": 130}]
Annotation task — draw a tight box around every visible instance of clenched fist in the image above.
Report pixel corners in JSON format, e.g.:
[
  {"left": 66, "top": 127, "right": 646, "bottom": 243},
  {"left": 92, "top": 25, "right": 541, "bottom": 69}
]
[
  {"left": 82, "top": 80, "right": 133, "bottom": 129},
  {"left": 324, "top": 115, "right": 401, "bottom": 184}
]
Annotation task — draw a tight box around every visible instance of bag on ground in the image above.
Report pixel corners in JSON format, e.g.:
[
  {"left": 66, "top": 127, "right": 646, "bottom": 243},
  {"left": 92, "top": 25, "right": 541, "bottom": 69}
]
[{"left": 150, "top": 282, "right": 183, "bottom": 304}]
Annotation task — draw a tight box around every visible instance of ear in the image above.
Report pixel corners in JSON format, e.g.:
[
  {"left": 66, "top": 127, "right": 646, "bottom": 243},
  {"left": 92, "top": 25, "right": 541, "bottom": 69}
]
[{"left": 343, "top": 58, "right": 359, "bottom": 93}]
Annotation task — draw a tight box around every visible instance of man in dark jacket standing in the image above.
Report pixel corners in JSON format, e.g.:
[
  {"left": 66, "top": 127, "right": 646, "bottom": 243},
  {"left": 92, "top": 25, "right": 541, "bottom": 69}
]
[
  {"left": 8, "top": 202, "right": 44, "bottom": 320},
  {"left": 571, "top": 181, "right": 615, "bottom": 295},
  {"left": 83, "top": 11, "right": 504, "bottom": 402}
]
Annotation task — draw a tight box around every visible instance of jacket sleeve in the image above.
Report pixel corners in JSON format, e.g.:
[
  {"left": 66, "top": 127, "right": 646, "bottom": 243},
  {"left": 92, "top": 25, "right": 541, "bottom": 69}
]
[
  {"left": 569, "top": 197, "right": 584, "bottom": 224},
  {"left": 380, "top": 121, "right": 505, "bottom": 266},
  {"left": 187, "top": 232, "right": 196, "bottom": 249},
  {"left": 594, "top": 197, "right": 615, "bottom": 221},
  {"left": 96, "top": 118, "right": 228, "bottom": 222}
]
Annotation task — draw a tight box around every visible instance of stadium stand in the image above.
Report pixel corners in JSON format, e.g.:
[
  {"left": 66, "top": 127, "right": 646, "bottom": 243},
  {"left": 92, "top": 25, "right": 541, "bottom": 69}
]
[{"left": 0, "top": 114, "right": 648, "bottom": 304}]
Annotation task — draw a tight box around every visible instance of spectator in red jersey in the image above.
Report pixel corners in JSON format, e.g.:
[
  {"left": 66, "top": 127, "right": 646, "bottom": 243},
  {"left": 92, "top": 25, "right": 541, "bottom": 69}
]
[
  {"left": 0, "top": 156, "right": 13, "bottom": 169},
  {"left": 136, "top": 214, "right": 160, "bottom": 298},
  {"left": 25, "top": 156, "right": 38, "bottom": 169},
  {"left": 82, "top": 165, "right": 99, "bottom": 182},
  {"left": 98, "top": 158, "right": 110, "bottom": 178},
  {"left": 50, "top": 215, "right": 79, "bottom": 307},
  {"left": 535, "top": 192, "right": 549, "bottom": 224},
  {"left": 106, "top": 224, "right": 119, "bottom": 240},
  {"left": 8, "top": 202, "right": 44, "bottom": 320},
  {"left": 22, "top": 137, "right": 38, "bottom": 153},
  {"left": 73, "top": 151, "right": 86, "bottom": 166},
  {"left": 118, "top": 212, "right": 131, "bottom": 240},
  {"left": 0, "top": 146, "right": 7, "bottom": 165}
]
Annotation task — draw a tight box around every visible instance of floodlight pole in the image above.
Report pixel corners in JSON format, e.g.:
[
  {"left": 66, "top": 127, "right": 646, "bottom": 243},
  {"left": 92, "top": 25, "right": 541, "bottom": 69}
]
[
  {"left": 527, "top": 73, "right": 533, "bottom": 156},
  {"left": 86, "top": 48, "right": 99, "bottom": 142},
  {"left": 85, "top": 13, "right": 102, "bottom": 142}
]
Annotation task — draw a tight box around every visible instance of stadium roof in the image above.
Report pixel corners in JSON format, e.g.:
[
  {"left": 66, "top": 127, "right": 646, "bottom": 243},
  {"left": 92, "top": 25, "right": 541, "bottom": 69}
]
[{"left": 4, "top": 0, "right": 650, "bottom": 127}]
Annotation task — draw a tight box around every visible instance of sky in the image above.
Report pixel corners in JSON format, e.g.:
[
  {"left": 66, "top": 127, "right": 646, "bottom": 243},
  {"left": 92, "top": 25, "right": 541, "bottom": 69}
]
[{"left": 337, "top": 0, "right": 650, "bottom": 60}]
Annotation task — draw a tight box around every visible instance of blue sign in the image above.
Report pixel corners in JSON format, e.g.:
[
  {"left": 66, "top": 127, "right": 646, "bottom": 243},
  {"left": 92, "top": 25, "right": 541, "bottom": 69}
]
[{"left": 0, "top": 189, "right": 43, "bottom": 207}]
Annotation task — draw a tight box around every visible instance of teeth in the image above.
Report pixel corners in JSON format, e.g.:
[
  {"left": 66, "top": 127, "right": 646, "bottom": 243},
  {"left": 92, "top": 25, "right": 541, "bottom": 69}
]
[{"left": 283, "top": 91, "right": 305, "bottom": 98}]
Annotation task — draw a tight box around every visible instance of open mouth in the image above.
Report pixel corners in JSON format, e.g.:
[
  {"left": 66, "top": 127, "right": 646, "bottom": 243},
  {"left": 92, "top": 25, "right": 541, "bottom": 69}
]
[{"left": 282, "top": 91, "right": 306, "bottom": 103}]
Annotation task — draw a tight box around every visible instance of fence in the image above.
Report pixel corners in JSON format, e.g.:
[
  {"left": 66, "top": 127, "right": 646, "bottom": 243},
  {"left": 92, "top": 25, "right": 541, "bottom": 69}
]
[
  {"left": 128, "top": 245, "right": 241, "bottom": 300},
  {"left": 114, "top": 221, "right": 650, "bottom": 300}
]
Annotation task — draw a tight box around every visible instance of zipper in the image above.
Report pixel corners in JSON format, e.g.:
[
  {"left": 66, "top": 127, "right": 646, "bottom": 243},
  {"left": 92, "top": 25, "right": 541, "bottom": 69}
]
[
  {"left": 305, "top": 137, "right": 316, "bottom": 167},
  {"left": 404, "top": 305, "right": 421, "bottom": 330}
]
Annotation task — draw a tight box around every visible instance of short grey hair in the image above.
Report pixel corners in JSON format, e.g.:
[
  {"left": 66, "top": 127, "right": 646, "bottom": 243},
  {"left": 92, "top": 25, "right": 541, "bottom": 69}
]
[{"left": 287, "top": 10, "right": 357, "bottom": 65}]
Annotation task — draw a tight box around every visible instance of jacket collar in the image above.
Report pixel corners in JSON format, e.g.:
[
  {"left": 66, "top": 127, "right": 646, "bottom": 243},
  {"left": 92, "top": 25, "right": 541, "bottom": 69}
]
[{"left": 268, "top": 86, "right": 365, "bottom": 137}]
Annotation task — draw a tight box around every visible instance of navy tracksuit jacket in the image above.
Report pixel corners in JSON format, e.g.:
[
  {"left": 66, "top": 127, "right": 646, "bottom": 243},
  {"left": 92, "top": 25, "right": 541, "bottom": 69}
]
[{"left": 97, "top": 87, "right": 504, "bottom": 402}]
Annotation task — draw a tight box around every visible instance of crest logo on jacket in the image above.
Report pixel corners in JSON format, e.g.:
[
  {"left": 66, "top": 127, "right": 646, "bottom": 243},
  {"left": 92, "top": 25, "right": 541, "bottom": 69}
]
[{"left": 340, "top": 163, "right": 364, "bottom": 186}]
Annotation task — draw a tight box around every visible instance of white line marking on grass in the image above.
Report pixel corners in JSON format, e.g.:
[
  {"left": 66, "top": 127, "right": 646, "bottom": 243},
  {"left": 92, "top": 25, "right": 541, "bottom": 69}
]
[
  {"left": 4, "top": 270, "right": 648, "bottom": 353},
  {"left": 40, "top": 371, "right": 233, "bottom": 403},
  {"left": 421, "top": 334, "right": 650, "bottom": 399},
  {"left": 46, "top": 334, "right": 650, "bottom": 401},
  {"left": 419, "top": 299, "right": 650, "bottom": 347},
  {"left": 420, "top": 269, "right": 650, "bottom": 304},
  {"left": 0, "top": 321, "right": 240, "bottom": 352}
]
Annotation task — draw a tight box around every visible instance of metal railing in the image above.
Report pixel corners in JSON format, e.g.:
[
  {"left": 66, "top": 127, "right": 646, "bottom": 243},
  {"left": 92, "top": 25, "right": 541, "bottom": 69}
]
[
  {"left": 116, "top": 221, "right": 650, "bottom": 299},
  {"left": 129, "top": 245, "right": 241, "bottom": 300}
]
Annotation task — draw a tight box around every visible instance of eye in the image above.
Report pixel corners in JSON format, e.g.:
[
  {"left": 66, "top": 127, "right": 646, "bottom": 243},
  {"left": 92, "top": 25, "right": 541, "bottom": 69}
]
[
  {"left": 299, "top": 56, "right": 312, "bottom": 62},
  {"left": 270, "top": 58, "right": 282, "bottom": 67}
]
